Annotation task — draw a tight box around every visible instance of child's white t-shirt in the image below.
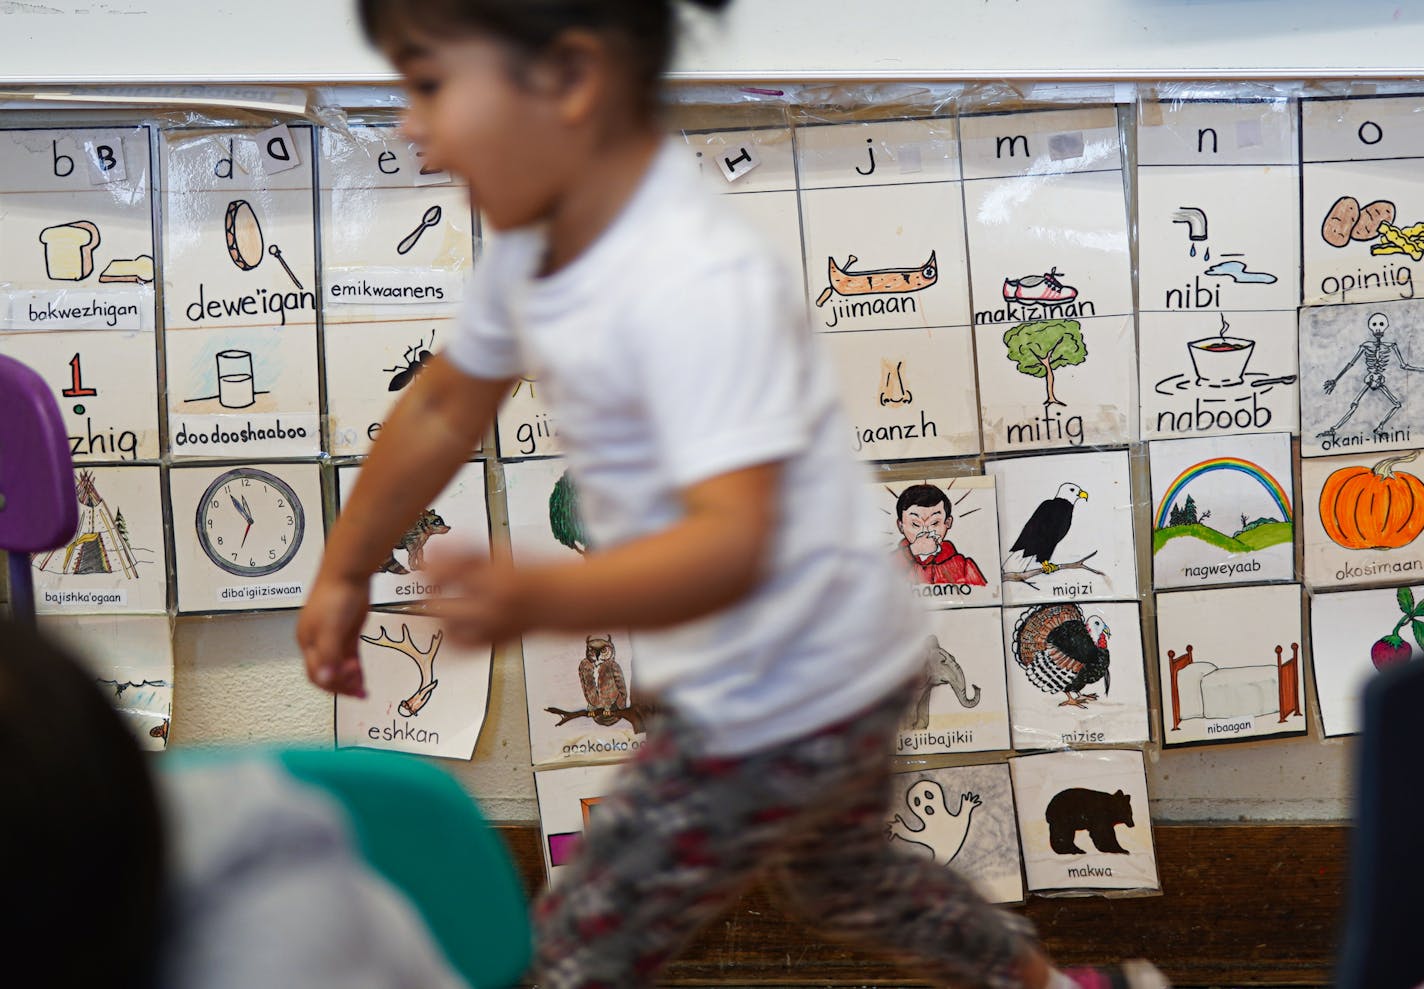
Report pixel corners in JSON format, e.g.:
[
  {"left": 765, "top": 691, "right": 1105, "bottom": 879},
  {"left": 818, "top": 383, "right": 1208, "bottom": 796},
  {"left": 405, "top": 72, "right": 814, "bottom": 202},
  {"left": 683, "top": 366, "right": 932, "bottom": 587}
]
[{"left": 448, "top": 141, "right": 926, "bottom": 755}]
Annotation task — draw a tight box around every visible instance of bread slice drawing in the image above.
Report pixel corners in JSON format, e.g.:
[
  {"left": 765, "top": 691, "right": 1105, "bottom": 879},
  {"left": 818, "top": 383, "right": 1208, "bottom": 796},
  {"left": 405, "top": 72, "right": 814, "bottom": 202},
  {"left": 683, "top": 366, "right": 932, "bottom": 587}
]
[
  {"left": 98, "top": 255, "right": 155, "bottom": 285},
  {"left": 39, "top": 220, "right": 101, "bottom": 280}
]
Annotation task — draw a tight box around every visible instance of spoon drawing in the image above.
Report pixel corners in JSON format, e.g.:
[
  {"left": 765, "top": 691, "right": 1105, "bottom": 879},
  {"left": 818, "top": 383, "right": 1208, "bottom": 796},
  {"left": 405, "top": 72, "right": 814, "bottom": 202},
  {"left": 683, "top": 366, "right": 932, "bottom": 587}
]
[
  {"left": 268, "top": 243, "right": 303, "bottom": 290},
  {"left": 397, "top": 205, "right": 443, "bottom": 255}
]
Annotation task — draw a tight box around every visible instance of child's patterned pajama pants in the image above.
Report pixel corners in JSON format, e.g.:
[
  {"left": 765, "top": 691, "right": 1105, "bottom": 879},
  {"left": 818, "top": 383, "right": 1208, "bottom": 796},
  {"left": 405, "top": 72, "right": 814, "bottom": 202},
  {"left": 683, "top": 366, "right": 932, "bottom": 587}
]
[{"left": 532, "top": 681, "right": 1037, "bottom": 989}]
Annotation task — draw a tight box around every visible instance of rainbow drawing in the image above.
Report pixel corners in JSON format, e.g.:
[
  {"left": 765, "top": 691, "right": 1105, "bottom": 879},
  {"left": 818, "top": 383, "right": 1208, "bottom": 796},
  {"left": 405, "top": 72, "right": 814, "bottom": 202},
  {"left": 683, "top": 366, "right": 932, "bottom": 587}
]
[{"left": 1154, "top": 457, "right": 1293, "bottom": 530}]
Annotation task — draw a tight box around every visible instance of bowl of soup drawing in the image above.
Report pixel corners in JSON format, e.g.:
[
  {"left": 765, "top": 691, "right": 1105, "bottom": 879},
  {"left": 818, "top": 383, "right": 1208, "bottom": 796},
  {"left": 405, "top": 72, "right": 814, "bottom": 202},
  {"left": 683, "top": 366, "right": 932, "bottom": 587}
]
[{"left": 1188, "top": 335, "right": 1255, "bottom": 386}]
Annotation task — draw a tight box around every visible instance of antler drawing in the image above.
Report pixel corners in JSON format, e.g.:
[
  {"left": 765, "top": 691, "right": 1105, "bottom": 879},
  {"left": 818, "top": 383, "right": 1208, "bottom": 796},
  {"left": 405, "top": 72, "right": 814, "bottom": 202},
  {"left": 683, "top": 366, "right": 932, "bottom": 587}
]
[{"left": 360, "top": 624, "right": 442, "bottom": 717}]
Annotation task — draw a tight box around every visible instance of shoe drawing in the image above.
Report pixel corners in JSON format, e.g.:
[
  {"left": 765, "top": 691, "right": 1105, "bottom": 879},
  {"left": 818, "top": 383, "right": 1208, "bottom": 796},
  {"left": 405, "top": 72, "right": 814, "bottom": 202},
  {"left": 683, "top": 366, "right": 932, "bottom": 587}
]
[{"left": 1003, "top": 267, "right": 1078, "bottom": 305}]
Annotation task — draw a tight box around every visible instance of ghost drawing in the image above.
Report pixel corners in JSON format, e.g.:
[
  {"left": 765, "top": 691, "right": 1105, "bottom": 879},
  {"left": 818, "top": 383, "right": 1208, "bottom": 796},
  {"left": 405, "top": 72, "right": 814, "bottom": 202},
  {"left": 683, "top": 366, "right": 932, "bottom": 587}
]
[{"left": 885, "top": 779, "right": 981, "bottom": 866}]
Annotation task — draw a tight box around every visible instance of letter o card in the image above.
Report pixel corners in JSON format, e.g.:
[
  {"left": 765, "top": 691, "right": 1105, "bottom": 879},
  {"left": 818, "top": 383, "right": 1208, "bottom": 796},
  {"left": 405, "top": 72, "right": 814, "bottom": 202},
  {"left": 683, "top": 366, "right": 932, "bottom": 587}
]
[{"left": 1010, "top": 748, "right": 1159, "bottom": 894}]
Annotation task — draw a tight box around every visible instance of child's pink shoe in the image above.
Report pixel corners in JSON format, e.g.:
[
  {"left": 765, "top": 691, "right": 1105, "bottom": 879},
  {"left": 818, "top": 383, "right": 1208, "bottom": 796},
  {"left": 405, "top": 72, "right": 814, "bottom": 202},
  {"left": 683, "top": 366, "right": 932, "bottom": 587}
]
[{"left": 1059, "top": 959, "right": 1172, "bottom": 989}]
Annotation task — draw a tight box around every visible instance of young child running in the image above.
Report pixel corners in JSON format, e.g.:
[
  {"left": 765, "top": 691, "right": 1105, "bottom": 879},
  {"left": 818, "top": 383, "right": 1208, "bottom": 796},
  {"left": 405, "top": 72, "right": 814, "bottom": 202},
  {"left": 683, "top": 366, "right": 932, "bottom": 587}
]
[{"left": 299, "top": 2, "right": 1169, "bottom": 987}]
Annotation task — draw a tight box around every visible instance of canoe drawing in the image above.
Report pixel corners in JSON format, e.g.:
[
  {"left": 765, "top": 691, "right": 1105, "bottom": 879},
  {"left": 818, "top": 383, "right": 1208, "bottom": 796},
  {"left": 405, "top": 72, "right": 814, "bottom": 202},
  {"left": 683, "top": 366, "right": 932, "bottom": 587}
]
[{"left": 816, "top": 251, "right": 938, "bottom": 307}]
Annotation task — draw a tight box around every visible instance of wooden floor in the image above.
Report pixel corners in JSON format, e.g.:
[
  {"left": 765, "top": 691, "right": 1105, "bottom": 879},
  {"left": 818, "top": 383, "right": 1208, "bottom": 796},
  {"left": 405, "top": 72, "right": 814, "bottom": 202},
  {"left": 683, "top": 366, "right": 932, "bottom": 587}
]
[{"left": 496, "top": 823, "right": 1347, "bottom": 987}]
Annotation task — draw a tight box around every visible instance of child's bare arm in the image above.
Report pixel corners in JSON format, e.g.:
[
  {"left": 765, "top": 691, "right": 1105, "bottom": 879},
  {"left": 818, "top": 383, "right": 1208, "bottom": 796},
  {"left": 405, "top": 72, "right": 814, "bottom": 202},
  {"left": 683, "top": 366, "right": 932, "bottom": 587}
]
[
  {"left": 299, "top": 355, "right": 512, "bottom": 694},
  {"left": 425, "top": 461, "right": 781, "bottom": 645}
]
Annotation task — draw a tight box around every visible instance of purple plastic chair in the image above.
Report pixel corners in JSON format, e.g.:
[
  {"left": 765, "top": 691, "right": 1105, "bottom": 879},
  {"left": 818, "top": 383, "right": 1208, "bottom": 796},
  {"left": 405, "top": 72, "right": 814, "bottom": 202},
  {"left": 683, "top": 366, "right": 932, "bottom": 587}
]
[{"left": 0, "top": 354, "right": 77, "bottom": 624}]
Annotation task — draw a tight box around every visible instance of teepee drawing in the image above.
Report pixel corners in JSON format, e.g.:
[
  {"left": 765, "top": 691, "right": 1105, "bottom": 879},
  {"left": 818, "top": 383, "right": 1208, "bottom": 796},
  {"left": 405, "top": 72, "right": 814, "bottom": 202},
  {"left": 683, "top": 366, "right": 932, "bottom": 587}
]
[{"left": 36, "top": 471, "right": 140, "bottom": 577}]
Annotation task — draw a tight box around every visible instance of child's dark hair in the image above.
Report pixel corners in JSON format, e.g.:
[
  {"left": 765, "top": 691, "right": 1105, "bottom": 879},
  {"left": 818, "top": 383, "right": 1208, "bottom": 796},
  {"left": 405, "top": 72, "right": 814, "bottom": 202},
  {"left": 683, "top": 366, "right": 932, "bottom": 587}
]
[
  {"left": 896, "top": 483, "right": 953, "bottom": 521},
  {"left": 0, "top": 617, "right": 166, "bottom": 988},
  {"left": 359, "top": 0, "right": 732, "bottom": 93}
]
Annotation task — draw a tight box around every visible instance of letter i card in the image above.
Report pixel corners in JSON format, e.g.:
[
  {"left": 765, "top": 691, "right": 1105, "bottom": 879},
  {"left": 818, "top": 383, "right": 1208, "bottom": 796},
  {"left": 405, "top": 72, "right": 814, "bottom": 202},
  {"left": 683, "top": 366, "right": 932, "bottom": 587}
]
[
  {"left": 885, "top": 763, "right": 1023, "bottom": 904},
  {"left": 1010, "top": 748, "right": 1159, "bottom": 894},
  {"left": 504, "top": 458, "right": 644, "bottom": 766},
  {"left": 168, "top": 461, "right": 325, "bottom": 614},
  {"left": 335, "top": 610, "right": 493, "bottom": 761},
  {"left": 682, "top": 126, "right": 803, "bottom": 283},
  {"left": 337, "top": 460, "right": 489, "bottom": 605}
]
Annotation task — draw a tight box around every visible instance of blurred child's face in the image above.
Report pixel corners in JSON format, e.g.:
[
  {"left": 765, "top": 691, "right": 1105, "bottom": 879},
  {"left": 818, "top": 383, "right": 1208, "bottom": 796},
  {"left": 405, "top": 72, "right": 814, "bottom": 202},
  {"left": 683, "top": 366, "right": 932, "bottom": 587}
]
[{"left": 394, "top": 35, "right": 572, "bottom": 231}]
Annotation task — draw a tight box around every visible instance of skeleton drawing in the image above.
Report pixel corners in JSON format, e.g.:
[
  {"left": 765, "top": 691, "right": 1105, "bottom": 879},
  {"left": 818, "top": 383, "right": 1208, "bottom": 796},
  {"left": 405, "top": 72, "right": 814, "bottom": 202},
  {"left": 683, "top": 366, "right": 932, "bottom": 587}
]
[{"left": 1320, "top": 312, "right": 1424, "bottom": 437}]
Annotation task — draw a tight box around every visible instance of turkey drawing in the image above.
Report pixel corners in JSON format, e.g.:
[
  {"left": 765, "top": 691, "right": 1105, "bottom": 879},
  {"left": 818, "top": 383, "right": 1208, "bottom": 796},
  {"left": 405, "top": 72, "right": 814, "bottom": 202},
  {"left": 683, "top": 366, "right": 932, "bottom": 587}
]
[{"left": 1012, "top": 603, "right": 1111, "bottom": 708}]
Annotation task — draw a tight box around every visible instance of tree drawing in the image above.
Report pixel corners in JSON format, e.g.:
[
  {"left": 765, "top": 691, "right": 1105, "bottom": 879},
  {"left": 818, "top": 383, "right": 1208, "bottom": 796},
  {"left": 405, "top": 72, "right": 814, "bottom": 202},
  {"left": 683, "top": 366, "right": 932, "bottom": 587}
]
[
  {"left": 1181, "top": 495, "right": 1199, "bottom": 525},
  {"left": 114, "top": 508, "right": 132, "bottom": 547},
  {"left": 1003, "top": 319, "right": 1087, "bottom": 407},
  {"left": 549, "top": 470, "right": 589, "bottom": 556}
]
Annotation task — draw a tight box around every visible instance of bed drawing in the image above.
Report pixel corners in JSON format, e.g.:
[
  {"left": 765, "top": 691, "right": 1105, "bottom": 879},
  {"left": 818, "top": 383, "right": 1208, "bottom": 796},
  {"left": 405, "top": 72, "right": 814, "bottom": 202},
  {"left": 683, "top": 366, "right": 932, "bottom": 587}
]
[{"left": 1166, "top": 642, "right": 1303, "bottom": 731}]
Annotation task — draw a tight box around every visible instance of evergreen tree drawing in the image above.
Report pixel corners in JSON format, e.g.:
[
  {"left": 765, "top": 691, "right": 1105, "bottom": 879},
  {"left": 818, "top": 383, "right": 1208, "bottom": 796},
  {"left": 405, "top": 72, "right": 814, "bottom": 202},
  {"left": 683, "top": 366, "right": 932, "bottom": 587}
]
[
  {"left": 549, "top": 470, "right": 589, "bottom": 556},
  {"left": 115, "top": 508, "right": 132, "bottom": 548}
]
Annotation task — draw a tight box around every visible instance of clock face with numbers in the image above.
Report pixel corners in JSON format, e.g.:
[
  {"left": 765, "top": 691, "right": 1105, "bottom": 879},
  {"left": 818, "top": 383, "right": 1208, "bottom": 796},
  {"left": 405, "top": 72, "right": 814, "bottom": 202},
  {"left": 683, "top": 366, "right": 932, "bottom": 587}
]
[{"left": 195, "top": 468, "right": 306, "bottom": 577}]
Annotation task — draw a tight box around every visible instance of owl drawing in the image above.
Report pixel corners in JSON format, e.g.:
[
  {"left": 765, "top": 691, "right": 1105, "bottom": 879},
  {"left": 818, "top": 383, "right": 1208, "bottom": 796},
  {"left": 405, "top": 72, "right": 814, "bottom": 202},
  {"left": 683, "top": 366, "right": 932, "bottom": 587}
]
[{"left": 579, "top": 635, "right": 628, "bottom": 726}]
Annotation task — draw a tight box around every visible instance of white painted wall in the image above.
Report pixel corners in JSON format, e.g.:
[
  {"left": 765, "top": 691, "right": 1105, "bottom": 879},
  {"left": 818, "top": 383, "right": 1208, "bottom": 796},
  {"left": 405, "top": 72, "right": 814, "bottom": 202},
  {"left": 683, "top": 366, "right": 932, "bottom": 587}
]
[{"left": 2, "top": 0, "right": 1423, "bottom": 84}]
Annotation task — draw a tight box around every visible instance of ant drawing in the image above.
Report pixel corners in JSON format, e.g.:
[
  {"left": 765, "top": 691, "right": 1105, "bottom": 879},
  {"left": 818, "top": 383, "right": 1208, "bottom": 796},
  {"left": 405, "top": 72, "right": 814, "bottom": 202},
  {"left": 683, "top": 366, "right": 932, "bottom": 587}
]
[{"left": 385, "top": 331, "right": 436, "bottom": 392}]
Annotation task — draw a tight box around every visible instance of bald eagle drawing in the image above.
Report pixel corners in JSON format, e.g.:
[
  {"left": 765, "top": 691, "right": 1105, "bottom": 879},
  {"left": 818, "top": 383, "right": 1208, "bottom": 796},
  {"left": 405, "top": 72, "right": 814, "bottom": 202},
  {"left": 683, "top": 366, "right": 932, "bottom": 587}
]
[
  {"left": 1012, "top": 603, "right": 1111, "bottom": 708},
  {"left": 1006, "top": 482, "right": 1087, "bottom": 575}
]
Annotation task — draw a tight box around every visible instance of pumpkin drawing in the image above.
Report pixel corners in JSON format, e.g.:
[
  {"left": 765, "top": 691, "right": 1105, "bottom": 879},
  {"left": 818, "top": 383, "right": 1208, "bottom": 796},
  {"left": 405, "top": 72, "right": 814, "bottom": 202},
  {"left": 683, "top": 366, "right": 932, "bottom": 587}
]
[{"left": 1319, "top": 451, "right": 1424, "bottom": 550}]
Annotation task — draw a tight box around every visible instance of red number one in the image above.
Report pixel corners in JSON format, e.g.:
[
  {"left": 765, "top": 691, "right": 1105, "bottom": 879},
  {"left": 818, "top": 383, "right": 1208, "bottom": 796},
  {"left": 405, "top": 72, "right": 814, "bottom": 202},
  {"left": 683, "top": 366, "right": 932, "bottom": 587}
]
[{"left": 62, "top": 353, "right": 98, "bottom": 397}]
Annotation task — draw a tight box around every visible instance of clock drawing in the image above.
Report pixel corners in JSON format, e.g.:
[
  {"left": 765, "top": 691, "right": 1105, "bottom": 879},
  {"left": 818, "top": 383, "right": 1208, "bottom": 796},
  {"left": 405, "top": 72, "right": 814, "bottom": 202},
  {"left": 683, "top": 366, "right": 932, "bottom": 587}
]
[{"left": 195, "top": 468, "right": 306, "bottom": 577}]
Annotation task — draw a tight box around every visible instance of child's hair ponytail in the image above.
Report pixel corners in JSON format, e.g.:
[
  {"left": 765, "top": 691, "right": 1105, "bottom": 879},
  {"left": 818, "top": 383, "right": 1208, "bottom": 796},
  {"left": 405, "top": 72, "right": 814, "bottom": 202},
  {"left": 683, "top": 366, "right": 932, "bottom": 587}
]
[{"left": 360, "top": 0, "right": 734, "bottom": 93}]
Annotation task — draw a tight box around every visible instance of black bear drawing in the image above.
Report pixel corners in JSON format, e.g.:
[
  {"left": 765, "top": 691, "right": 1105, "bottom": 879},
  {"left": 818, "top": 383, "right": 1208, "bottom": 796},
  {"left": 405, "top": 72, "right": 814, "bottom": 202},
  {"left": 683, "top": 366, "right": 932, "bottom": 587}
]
[{"left": 1044, "top": 787, "right": 1133, "bottom": 855}]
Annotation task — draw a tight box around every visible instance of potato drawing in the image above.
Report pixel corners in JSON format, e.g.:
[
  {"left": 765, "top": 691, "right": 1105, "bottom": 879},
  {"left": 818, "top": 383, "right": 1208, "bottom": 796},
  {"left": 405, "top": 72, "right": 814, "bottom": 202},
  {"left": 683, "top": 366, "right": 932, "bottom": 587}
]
[
  {"left": 1322, "top": 195, "right": 1361, "bottom": 248},
  {"left": 1353, "top": 200, "right": 1397, "bottom": 241}
]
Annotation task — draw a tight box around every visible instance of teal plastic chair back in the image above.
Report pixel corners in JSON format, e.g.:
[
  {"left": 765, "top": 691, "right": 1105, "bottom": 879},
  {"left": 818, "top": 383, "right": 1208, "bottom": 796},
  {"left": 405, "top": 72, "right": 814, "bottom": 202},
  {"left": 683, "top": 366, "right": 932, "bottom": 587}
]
[{"left": 170, "top": 747, "right": 531, "bottom": 988}]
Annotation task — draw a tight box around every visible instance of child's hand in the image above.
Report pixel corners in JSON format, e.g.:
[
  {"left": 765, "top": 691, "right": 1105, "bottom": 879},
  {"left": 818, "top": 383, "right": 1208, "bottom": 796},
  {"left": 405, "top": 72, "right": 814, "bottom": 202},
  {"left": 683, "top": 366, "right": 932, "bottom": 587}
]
[
  {"left": 297, "top": 574, "right": 371, "bottom": 697},
  {"left": 423, "top": 548, "right": 533, "bottom": 648}
]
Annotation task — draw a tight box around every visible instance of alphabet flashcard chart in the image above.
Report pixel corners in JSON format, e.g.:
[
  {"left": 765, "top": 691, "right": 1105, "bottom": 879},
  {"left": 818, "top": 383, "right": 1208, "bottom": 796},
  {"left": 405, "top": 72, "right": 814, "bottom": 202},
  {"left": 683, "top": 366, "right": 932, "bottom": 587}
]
[
  {"left": 1010, "top": 748, "right": 1159, "bottom": 894},
  {"left": 876, "top": 473, "right": 1002, "bottom": 609},
  {"left": 1154, "top": 583, "right": 1306, "bottom": 746},
  {"left": 1309, "top": 584, "right": 1424, "bottom": 737},
  {"left": 1300, "top": 446, "right": 1424, "bottom": 589},
  {"left": 985, "top": 449, "right": 1139, "bottom": 606},
  {"left": 337, "top": 460, "right": 489, "bottom": 606},
  {"left": 961, "top": 107, "right": 1136, "bottom": 453},
  {"left": 534, "top": 761, "right": 622, "bottom": 884},
  {"left": 1302, "top": 95, "right": 1424, "bottom": 308},
  {"left": 335, "top": 610, "right": 492, "bottom": 761},
  {"left": 320, "top": 125, "right": 474, "bottom": 457},
  {"left": 31, "top": 465, "right": 168, "bottom": 615},
  {"left": 40, "top": 614, "right": 173, "bottom": 750},
  {"left": 1299, "top": 299, "right": 1424, "bottom": 457},
  {"left": 0, "top": 126, "right": 160, "bottom": 461},
  {"left": 504, "top": 458, "right": 645, "bottom": 766},
  {"left": 161, "top": 126, "right": 320, "bottom": 459},
  {"left": 1002, "top": 601, "right": 1149, "bottom": 751},
  {"left": 682, "top": 125, "right": 804, "bottom": 286},
  {"left": 169, "top": 461, "right": 325, "bottom": 614},
  {"left": 798, "top": 117, "right": 980, "bottom": 462},
  {"left": 884, "top": 763, "right": 1023, "bottom": 904},
  {"left": 896, "top": 607, "right": 1011, "bottom": 756},
  {"left": 1137, "top": 100, "right": 1301, "bottom": 441},
  {"left": 1148, "top": 432, "right": 1296, "bottom": 590}
]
